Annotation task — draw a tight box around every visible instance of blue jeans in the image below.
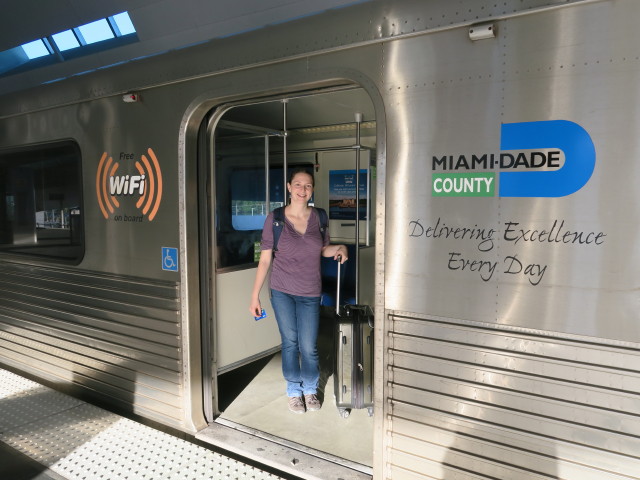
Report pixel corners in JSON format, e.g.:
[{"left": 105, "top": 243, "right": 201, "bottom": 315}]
[{"left": 270, "top": 289, "right": 320, "bottom": 397}]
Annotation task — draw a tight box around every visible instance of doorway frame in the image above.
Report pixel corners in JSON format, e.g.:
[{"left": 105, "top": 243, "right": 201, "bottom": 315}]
[
  {"left": 198, "top": 82, "right": 378, "bottom": 415},
  {"left": 184, "top": 75, "right": 386, "bottom": 477}
]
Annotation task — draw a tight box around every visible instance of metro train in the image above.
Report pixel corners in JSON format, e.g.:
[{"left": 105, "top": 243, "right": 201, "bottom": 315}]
[{"left": 1, "top": 0, "right": 639, "bottom": 479}]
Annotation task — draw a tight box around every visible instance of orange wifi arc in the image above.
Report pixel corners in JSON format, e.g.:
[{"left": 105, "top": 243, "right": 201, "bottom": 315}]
[{"left": 96, "top": 148, "right": 163, "bottom": 221}]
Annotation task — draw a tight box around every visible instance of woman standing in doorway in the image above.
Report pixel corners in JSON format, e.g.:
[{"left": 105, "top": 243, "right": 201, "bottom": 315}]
[{"left": 250, "top": 169, "right": 348, "bottom": 413}]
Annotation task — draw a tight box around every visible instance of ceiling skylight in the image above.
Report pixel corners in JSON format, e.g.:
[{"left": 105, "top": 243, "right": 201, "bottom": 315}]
[
  {"left": 21, "top": 39, "right": 50, "bottom": 59},
  {"left": 52, "top": 31, "right": 80, "bottom": 52},
  {"left": 112, "top": 12, "right": 136, "bottom": 36},
  {"left": 77, "top": 19, "right": 115, "bottom": 45},
  {"left": 0, "top": 11, "right": 137, "bottom": 77}
]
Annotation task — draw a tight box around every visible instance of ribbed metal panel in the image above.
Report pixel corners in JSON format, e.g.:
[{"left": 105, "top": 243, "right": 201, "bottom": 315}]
[
  {"left": 0, "top": 261, "right": 183, "bottom": 428},
  {"left": 386, "top": 314, "right": 640, "bottom": 479}
]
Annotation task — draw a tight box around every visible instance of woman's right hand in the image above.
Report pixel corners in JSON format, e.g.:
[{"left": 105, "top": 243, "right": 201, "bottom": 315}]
[{"left": 249, "top": 298, "right": 262, "bottom": 317}]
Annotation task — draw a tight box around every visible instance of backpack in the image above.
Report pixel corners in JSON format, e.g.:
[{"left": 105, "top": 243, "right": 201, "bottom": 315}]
[{"left": 272, "top": 206, "right": 328, "bottom": 253}]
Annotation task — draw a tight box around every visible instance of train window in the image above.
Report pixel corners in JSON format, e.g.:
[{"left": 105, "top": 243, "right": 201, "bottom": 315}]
[
  {"left": 213, "top": 166, "right": 282, "bottom": 269},
  {"left": 230, "top": 167, "right": 286, "bottom": 231},
  {"left": 0, "top": 141, "right": 84, "bottom": 262}
]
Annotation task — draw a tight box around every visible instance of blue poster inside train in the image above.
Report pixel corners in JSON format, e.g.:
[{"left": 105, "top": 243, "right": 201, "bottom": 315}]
[{"left": 328, "top": 169, "right": 367, "bottom": 220}]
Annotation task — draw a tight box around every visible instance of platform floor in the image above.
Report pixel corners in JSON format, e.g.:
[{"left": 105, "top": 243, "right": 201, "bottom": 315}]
[{"left": 0, "top": 368, "right": 286, "bottom": 480}]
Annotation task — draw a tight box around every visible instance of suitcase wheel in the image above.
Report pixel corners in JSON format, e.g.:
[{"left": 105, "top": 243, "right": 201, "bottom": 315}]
[{"left": 338, "top": 408, "right": 350, "bottom": 418}]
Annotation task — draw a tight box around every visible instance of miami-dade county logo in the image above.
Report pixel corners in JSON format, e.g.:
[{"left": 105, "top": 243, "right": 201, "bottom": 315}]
[
  {"left": 96, "top": 148, "right": 163, "bottom": 221},
  {"left": 432, "top": 120, "right": 596, "bottom": 197}
]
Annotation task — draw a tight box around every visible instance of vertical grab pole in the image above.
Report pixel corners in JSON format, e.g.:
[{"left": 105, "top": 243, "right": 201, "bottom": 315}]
[
  {"left": 283, "top": 99, "right": 289, "bottom": 203},
  {"left": 265, "top": 135, "right": 270, "bottom": 212},
  {"left": 354, "top": 112, "right": 362, "bottom": 304}
]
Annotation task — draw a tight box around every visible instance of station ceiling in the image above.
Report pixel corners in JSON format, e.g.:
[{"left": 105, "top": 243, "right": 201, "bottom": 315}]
[{"left": 0, "top": 0, "right": 367, "bottom": 98}]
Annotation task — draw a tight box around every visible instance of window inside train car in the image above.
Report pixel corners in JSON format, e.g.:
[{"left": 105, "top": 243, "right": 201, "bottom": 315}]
[
  {"left": 230, "top": 166, "right": 301, "bottom": 231},
  {"left": 0, "top": 141, "right": 84, "bottom": 262}
]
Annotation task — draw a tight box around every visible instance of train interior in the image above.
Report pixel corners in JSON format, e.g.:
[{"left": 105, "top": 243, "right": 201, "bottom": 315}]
[{"left": 207, "top": 86, "right": 377, "bottom": 470}]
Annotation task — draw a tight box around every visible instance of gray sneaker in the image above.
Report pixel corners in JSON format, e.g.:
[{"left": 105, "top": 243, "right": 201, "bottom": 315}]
[
  {"left": 288, "top": 396, "right": 306, "bottom": 414},
  {"left": 304, "top": 394, "right": 321, "bottom": 411}
]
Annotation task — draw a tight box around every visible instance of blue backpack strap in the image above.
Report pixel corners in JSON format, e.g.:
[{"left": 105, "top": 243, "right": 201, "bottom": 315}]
[
  {"left": 272, "top": 207, "right": 285, "bottom": 252},
  {"left": 315, "top": 207, "right": 328, "bottom": 243}
]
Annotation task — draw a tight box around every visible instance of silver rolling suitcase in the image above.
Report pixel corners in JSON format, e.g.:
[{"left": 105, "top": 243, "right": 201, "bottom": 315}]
[{"left": 333, "top": 261, "right": 374, "bottom": 418}]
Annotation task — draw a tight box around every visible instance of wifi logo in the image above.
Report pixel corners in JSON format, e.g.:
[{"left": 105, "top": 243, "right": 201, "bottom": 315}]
[{"left": 96, "top": 148, "right": 163, "bottom": 221}]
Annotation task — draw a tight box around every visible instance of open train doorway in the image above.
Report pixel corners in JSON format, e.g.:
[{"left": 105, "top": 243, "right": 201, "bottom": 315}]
[{"left": 202, "top": 85, "right": 377, "bottom": 473}]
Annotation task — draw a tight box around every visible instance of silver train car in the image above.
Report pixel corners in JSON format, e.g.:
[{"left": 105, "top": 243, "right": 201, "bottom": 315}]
[{"left": 1, "top": 0, "right": 639, "bottom": 478}]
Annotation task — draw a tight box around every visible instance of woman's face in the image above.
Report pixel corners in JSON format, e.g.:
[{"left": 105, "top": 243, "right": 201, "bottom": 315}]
[{"left": 288, "top": 172, "right": 314, "bottom": 204}]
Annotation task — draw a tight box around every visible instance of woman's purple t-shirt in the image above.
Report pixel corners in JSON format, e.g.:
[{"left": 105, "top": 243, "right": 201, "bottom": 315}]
[{"left": 261, "top": 209, "right": 330, "bottom": 297}]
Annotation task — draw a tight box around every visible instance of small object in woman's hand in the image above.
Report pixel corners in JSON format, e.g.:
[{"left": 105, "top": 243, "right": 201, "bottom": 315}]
[{"left": 254, "top": 308, "right": 267, "bottom": 321}]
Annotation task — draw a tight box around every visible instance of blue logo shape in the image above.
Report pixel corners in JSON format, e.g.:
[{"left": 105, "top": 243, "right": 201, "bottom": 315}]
[
  {"left": 499, "top": 120, "right": 596, "bottom": 197},
  {"left": 162, "top": 247, "right": 178, "bottom": 272}
]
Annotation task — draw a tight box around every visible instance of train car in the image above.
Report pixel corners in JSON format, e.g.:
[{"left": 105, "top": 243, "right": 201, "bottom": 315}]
[{"left": 1, "top": 0, "right": 639, "bottom": 478}]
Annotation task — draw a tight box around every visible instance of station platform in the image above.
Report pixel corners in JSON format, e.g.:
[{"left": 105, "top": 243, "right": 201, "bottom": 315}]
[{"left": 0, "top": 368, "right": 288, "bottom": 480}]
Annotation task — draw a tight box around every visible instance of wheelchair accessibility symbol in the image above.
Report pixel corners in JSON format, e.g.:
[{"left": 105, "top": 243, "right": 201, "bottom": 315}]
[{"left": 162, "top": 247, "right": 179, "bottom": 272}]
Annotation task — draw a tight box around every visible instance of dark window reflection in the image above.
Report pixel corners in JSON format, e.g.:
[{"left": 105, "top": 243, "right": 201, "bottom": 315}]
[{"left": 0, "top": 141, "right": 84, "bottom": 262}]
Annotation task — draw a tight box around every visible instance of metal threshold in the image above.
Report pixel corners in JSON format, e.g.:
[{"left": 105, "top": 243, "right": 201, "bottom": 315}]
[{"left": 196, "top": 421, "right": 372, "bottom": 480}]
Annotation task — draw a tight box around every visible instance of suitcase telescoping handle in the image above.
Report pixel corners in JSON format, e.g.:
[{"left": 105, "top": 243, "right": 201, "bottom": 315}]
[{"left": 336, "top": 255, "right": 342, "bottom": 316}]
